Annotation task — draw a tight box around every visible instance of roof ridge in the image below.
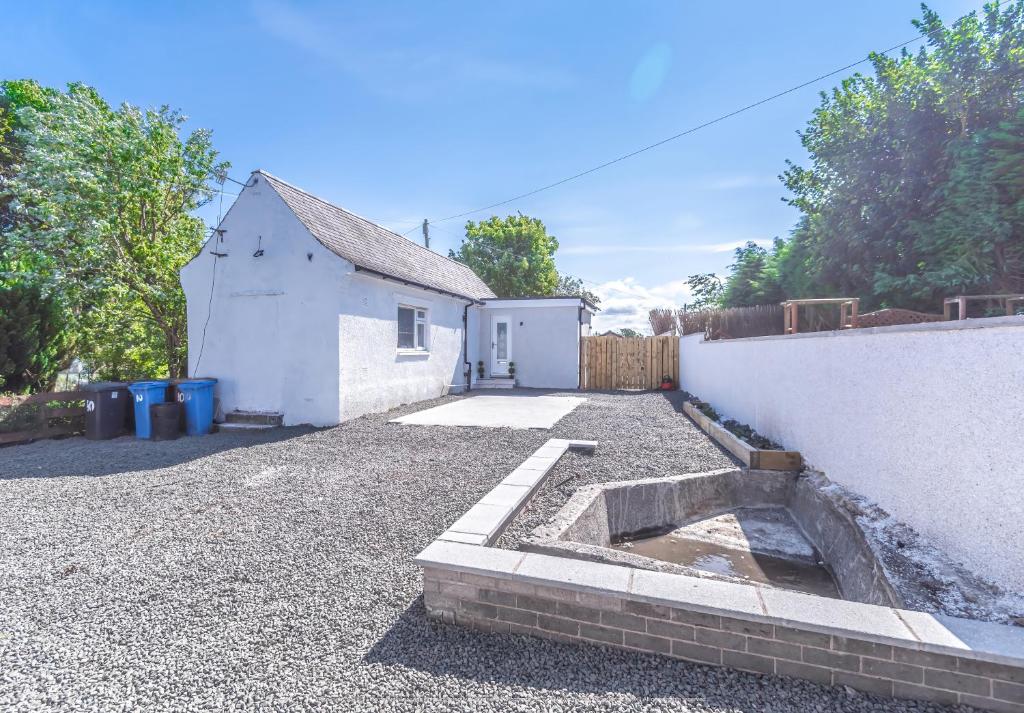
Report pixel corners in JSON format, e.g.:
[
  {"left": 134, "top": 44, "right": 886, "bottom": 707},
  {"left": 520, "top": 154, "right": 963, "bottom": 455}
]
[{"left": 254, "top": 169, "right": 472, "bottom": 271}]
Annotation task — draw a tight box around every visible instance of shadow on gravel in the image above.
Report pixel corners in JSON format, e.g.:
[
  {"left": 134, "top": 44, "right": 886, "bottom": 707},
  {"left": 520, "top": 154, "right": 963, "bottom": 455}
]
[
  {"left": 0, "top": 425, "right": 320, "bottom": 480},
  {"left": 660, "top": 389, "right": 689, "bottom": 413},
  {"left": 364, "top": 598, "right": 875, "bottom": 712}
]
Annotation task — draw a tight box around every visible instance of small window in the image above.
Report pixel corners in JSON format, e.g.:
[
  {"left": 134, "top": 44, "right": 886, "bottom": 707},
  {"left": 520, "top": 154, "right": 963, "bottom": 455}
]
[{"left": 398, "top": 306, "right": 428, "bottom": 350}]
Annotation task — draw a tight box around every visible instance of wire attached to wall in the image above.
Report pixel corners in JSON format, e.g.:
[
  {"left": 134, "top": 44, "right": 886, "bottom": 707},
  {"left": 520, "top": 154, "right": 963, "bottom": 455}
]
[
  {"left": 192, "top": 229, "right": 223, "bottom": 376},
  {"left": 193, "top": 177, "right": 233, "bottom": 376}
]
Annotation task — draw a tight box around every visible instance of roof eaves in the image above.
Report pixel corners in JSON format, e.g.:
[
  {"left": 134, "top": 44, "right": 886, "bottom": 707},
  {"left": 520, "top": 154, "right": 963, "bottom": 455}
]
[
  {"left": 352, "top": 265, "right": 486, "bottom": 304},
  {"left": 482, "top": 295, "right": 600, "bottom": 311}
]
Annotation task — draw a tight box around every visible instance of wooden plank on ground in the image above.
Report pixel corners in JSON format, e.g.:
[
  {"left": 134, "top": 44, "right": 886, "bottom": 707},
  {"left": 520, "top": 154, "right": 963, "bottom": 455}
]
[
  {"left": 0, "top": 430, "right": 35, "bottom": 446},
  {"left": 753, "top": 450, "right": 803, "bottom": 470},
  {"left": 681, "top": 401, "right": 801, "bottom": 471}
]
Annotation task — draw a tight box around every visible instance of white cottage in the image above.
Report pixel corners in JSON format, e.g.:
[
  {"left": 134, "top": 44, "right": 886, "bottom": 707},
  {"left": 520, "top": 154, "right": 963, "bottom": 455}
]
[{"left": 180, "top": 171, "right": 595, "bottom": 426}]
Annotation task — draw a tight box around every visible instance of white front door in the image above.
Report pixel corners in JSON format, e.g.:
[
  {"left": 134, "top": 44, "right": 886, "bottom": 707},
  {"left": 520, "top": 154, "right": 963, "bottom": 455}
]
[{"left": 490, "top": 315, "right": 511, "bottom": 375}]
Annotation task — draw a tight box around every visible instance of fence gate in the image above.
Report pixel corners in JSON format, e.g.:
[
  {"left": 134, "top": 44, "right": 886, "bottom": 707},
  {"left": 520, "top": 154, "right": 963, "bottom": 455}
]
[{"left": 580, "top": 335, "right": 679, "bottom": 390}]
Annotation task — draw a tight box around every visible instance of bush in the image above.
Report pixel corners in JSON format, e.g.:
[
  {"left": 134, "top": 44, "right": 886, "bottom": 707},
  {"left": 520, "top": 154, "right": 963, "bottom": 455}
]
[{"left": 0, "top": 283, "right": 70, "bottom": 392}]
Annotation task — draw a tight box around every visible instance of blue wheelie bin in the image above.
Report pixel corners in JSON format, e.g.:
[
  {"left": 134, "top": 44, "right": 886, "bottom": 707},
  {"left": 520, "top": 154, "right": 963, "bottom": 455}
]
[
  {"left": 175, "top": 378, "right": 218, "bottom": 436},
  {"left": 127, "top": 380, "right": 170, "bottom": 439}
]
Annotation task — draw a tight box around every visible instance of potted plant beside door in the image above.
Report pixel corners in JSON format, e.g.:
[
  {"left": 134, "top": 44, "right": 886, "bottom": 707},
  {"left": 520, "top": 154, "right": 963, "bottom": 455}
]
[
  {"left": 477, "top": 361, "right": 485, "bottom": 379},
  {"left": 508, "top": 361, "right": 516, "bottom": 385}
]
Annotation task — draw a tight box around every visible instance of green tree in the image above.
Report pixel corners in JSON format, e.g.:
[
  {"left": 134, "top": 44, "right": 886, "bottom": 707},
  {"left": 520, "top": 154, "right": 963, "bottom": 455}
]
[
  {"left": 721, "top": 2, "right": 1024, "bottom": 312},
  {"left": 554, "top": 273, "right": 601, "bottom": 306},
  {"left": 684, "top": 272, "right": 725, "bottom": 310},
  {"left": 888, "top": 109, "right": 1024, "bottom": 301},
  {"left": 721, "top": 241, "right": 783, "bottom": 307},
  {"left": 0, "top": 80, "right": 72, "bottom": 390},
  {"left": 450, "top": 214, "right": 560, "bottom": 297},
  {"left": 0, "top": 283, "right": 68, "bottom": 392},
  {"left": 1, "top": 80, "right": 56, "bottom": 238},
  {"left": 619, "top": 327, "right": 642, "bottom": 338},
  {"left": 6, "top": 83, "right": 227, "bottom": 378}
]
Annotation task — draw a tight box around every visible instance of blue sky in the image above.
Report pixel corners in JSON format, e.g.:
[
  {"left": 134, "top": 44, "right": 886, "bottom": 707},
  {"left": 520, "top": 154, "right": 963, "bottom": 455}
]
[{"left": 3, "top": 0, "right": 982, "bottom": 331}]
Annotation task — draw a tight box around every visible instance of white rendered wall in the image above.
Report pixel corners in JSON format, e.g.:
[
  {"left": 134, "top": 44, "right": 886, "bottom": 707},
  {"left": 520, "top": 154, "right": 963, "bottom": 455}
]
[
  {"left": 476, "top": 303, "right": 584, "bottom": 388},
  {"left": 182, "top": 176, "right": 477, "bottom": 425},
  {"left": 181, "top": 177, "right": 344, "bottom": 426},
  {"left": 337, "top": 273, "right": 470, "bottom": 422},
  {"left": 679, "top": 317, "right": 1024, "bottom": 591}
]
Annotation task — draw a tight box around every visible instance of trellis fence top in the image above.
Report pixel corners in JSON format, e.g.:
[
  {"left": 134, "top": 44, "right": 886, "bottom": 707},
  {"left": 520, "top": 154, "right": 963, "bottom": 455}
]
[
  {"left": 943, "top": 294, "right": 1024, "bottom": 320},
  {"left": 781, "top": 298, "right": 859, "bottom": 334}
]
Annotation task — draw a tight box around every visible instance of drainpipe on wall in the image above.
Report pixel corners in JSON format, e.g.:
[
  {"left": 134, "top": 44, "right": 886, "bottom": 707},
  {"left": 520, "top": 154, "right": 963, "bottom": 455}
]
[
  {"left": 463, "top": 302, "right": 472, "bottom": 393},
  {"left": 577, "top": 303, "right": 584, "bottom": 389}
]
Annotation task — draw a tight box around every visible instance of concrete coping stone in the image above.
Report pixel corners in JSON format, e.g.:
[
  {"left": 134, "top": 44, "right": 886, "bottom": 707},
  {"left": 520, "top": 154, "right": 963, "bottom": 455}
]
[
  {"left": 630, "top": 568, "right": 763, "bottom": 618},
  {"left": 437, "top": 438, "right": 592, "bottom": 546},
  {"left": 515, "top": 552, "right": 632, "bottom": 595},
  {"left": 446, "top": 502, "right": 515, "bottom": 541},
  {"left": 517, "top": 455, "right": 560, "bottom": 472},
  {"left": 501, "top": 467, "right": 551, "bottom": 488},
  {"left": 435, "top": 531, "right": 489, "bottom": 545},
  {"left": 415, "top": 541, "right": 1024, "bottom": 669},
  {"left": 479, "top": 484, "right": 533, "bottom": 509},
  {"left": 416, "top": 539, "right": 524, "bottom": 578}
]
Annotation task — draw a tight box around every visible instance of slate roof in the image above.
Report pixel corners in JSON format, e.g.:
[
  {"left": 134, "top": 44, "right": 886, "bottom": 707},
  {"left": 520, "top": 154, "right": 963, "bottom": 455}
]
[{"left": 257, "top": 171, "right": 496, "bottom": 301}]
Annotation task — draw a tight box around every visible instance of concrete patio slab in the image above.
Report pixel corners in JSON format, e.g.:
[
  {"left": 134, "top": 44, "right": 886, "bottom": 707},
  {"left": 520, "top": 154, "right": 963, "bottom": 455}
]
[{"left": 389, "top": 394, "right": 586, "bottom": 429}]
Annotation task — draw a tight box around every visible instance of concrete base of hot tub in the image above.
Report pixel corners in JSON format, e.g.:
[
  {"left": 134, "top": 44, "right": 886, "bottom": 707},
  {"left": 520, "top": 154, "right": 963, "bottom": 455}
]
[
  {"left": 522, "top": 468, "right": 904, "bottom": 606},
  {"left": 417, "top": 442, "right": 1024, "bottom": 712}
]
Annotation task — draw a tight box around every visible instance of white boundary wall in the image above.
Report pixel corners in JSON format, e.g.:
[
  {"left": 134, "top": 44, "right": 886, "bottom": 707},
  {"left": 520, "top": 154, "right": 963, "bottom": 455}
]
[{"left": 679, "top": 316, "right": 1024, "bottom": 591}]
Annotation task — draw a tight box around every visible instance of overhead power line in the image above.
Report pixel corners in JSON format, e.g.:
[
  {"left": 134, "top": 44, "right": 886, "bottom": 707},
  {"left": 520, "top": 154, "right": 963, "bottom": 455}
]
[{"left": 430, "top": 28, "right": 945, "bottom": 225}]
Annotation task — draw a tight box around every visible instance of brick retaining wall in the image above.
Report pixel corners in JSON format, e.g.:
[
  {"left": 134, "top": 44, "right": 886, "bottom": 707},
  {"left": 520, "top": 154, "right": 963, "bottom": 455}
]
[
  {"left": 423, "top": 566, "right": 1024, "bottom": 712},
  {"left": 418, "top": 439, "right": 1024, "bottom": 713}
]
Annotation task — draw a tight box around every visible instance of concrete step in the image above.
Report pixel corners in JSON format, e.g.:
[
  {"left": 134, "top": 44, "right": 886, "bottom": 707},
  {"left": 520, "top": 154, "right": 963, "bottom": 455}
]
[
  {"left": 217, "top": 422, "right": 277, "bottom": 432},
  {"left": 224, "top": 410, "right": 284, "bottom": 426},
  {"left": 475, "top": 378, "right": 515, "bottom": 389}
]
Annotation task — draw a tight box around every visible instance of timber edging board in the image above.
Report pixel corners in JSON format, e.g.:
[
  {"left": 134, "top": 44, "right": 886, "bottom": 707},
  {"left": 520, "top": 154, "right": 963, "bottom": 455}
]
[{"left": 682, "top": 401, "right": 802, "bottom": 471}]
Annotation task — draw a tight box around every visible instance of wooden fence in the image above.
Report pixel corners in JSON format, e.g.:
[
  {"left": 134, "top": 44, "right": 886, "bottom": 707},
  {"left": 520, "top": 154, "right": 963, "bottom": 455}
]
[
  {"left": 0, "top": 390, "right": 87, "bottom": 446},
  {"left": 580, "top": 335, "right": 679, "bottom": 390}
]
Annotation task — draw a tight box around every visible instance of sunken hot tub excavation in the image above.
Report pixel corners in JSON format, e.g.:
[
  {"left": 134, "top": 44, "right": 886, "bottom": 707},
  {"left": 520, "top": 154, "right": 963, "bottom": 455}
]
[
  {"left": 417, "top": 440, "right": 1024, "bottom": 712},
  {"left": 525, "top": 469, "right": 899, "bottom": 605}
]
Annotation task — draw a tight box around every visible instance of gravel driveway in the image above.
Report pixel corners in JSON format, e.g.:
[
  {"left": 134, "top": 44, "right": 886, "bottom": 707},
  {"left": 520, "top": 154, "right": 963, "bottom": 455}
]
[{"left": 0, "top": 391, "right": 967, "bottom": 712}]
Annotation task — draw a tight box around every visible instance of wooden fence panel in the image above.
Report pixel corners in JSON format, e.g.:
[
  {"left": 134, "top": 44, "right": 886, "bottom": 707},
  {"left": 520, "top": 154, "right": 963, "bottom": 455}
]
[
  {"left": 581, "top": 336, "right": 679, "bottom": 391},
  {"left": 0, "top": 390, "right": 87, "bottom": 446}
]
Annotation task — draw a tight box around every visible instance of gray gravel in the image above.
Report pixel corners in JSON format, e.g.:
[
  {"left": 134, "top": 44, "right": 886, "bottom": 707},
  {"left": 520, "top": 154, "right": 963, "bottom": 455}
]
[
  {"left": 495, "top": 390, "right": 731, "bottom": 549},
  {"left": 0, "top": 391, "right": 972, "bottom": 712}
]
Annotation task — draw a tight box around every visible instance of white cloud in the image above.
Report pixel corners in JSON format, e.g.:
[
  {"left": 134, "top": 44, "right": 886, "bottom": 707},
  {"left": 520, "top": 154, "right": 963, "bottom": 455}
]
[{"left": 590, "top": 277, "right": 695, "bottom": 335}]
